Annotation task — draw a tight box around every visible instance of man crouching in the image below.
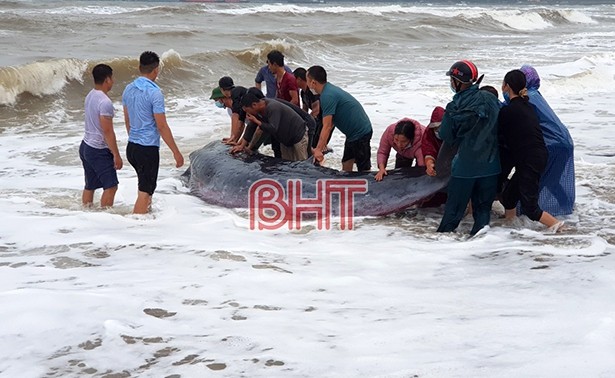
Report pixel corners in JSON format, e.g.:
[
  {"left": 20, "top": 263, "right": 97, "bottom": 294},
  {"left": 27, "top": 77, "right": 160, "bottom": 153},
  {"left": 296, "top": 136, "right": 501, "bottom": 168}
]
[{"left": 231, "top": 92, "right": 309, "bottom": 161}]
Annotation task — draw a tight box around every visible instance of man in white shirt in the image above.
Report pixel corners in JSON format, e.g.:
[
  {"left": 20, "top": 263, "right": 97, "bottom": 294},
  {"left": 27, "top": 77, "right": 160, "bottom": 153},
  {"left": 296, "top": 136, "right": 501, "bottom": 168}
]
[{"left": 79, "top": 64, "right": 123, "bottom": 208}]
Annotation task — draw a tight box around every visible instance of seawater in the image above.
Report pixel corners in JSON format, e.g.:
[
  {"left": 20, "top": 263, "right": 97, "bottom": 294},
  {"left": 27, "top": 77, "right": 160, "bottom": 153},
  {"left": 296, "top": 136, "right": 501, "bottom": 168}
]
[{"left": 1, "top": 2, "right": 615, "bottom": 377}]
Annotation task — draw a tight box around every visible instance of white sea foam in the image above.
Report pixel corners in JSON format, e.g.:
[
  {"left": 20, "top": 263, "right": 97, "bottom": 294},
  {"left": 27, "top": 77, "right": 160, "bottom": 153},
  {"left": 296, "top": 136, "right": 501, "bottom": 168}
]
[
  {"left": 488, "top": 10, "right": 552, "bottom": 30},
  {"left": 560, "top": 9, "right": 597, "bottom": 24},
  {"left": 531, "top": 52, "right": 615, "bottom": 97},
  {"left": 204, "top": 4, "right": 593, "bottom": 32},
  {"left": 37, "top": 6, "right": 145, "bottom": 16}
]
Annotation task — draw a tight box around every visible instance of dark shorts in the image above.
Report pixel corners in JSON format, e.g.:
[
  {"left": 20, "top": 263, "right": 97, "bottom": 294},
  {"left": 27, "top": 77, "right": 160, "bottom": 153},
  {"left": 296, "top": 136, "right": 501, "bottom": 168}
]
[
  {"left": 126, "top": 142, "right": 159, "bottom": 196},
  {"left": 79, "top": 141, "right": 118, "bottom": 190},
  {"left": 342, "top": 131, "right": 372, "bottom": 171}
]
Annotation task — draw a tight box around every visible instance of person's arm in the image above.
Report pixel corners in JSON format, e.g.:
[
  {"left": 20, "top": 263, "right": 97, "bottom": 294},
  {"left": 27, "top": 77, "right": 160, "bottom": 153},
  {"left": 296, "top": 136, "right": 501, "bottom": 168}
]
[
  {"left": 123, "top": 105, "right": 130, "bottom": 135},
  {"left": 247, "top": 128, "right": 263, "bottom": 152},
  {"left": 226, "top": 112, "right": 245, "bottom": 145},
  {"left": 301, "top": 93, "right": 308, "bottom": 113},
  {"left": 287, "top": 76, "right": 300, "bottom": 106},
  {"left": 245, "top": 113, "right": 263, "bottom": 152},
  {"left": 374, "top": 162, "right": 388, "bottom": 181},
  {"left": 425, "top": 156, "right": 436, "bottom": 176},
  {"left": 154, "top": 113, "right": 184, "bottom": 168},
  {"left": 375, "top": 127, "right": 392, "bottom": 181},
  {"left": 255, "top": 68, "right": 264, "bottom": 90},
  {"left": 312, "top": 114, "right": 333, "bottom": 165},
  {"left": 100, "top": 115, "right": 123, "bottom": 170},
  {"left": 289, "top": 90, "right": 299, "bottom": 107},
  {"left": 230, "top": 138, "right": 248, "bottom": 154}
]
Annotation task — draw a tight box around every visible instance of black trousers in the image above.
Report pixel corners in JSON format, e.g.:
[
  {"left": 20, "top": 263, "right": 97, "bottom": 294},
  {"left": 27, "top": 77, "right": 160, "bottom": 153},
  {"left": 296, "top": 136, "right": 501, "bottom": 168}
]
[{"left": 500, "top": 155, "right": 547, "bottom": 221}]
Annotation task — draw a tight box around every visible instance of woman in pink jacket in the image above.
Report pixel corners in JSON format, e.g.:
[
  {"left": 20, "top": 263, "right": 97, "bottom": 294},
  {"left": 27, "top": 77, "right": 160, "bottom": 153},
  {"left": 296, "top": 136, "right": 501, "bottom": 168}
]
[{"left": 374, "top": 118, "right": 425, "bottom": 181}]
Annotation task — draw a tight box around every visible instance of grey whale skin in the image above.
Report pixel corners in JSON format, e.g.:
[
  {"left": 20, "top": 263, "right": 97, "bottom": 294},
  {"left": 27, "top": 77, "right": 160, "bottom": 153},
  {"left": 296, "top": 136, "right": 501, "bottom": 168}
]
[{"left": 182, "top": 141, "right": 452, "bottom": 216}]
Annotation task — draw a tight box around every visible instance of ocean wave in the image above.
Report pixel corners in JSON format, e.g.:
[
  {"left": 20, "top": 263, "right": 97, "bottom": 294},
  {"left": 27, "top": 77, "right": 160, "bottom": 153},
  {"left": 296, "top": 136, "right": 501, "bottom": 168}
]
[
  {"left": 447, "top": 8, "right": 595, "bottom": 31},
  {"left": 191, "top": 39, "right": 302, "bottom": 69},
  {"left": 2, "top": 4, "right": 192, "bottom": 16},
  {"left": 205, "top": 4, "right": 419, "bottom": 16},
  {"left": 48, "top": 6, "right": 134, "bottom": 15},
  {"left": 131, "top": 5, "right": 206, "bottom": 16},
  {"left": 486, "top": 10, "right": 553, "bottom": 30},
  {"left": 0, "top": 59, "right": 86, "bottom": 106},
  {"left": 544, "top": 9, "right": 596, "bottom": 25},
  {"left": 203, "top": 4, "right": 594, "bottom": 32},
  {"left": 0, "top": 50, "right": 183, "bottom": 106},
  {"left": 529, "top": 52, "right": 615, "bottom": 94},
  {"left": 145, "top": 30, "right": 199, "bottom": 38}
]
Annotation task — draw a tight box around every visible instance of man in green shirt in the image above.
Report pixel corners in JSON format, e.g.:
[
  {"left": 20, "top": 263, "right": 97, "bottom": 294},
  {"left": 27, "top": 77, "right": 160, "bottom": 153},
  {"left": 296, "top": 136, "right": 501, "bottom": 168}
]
[{"left": 307, "top": 65, "right": 373, "bottom": 172}]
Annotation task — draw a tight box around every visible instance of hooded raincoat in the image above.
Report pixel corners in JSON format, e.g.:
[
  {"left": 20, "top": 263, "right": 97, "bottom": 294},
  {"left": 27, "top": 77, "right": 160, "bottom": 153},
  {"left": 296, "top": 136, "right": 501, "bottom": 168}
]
[{"left": 520, "top": 65, "right": 575, "bottom": 216}]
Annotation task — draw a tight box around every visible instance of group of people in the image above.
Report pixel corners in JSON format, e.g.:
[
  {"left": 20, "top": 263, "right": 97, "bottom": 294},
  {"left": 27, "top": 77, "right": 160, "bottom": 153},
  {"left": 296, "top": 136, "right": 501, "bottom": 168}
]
[
  {"left": 79, "top": 51, "right": 183, "bottom": 214},
  {"left": 79, "top": 49, "right": 575, "bottom": 236},
  {"left": 211, "top": 50, "right": 374, "bottom": 172},
  {"left": 435, "top": 61, "right": 574, "bottom": 235},
  {"left": 208, "top": 53, "right": 574, "bottom": 234}
]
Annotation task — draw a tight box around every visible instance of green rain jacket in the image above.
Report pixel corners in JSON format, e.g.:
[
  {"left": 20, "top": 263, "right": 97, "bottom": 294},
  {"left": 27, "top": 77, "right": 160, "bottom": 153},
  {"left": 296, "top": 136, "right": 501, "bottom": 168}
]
[{"left": 439, "top": 84, "right": 501, "bottom": 178}]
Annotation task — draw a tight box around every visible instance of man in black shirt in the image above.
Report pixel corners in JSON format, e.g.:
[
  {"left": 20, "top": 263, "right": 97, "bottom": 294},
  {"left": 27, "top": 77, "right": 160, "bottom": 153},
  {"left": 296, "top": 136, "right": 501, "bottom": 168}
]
[{"left": 216, "top": 76, "right": 248, "bottom": 145}]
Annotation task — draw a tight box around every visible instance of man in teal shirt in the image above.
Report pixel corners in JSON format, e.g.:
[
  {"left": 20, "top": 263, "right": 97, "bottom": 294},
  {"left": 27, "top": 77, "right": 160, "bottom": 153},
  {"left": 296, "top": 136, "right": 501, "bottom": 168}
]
[{"left": 307, "top": 65, "right": 372, "bottom": 172}]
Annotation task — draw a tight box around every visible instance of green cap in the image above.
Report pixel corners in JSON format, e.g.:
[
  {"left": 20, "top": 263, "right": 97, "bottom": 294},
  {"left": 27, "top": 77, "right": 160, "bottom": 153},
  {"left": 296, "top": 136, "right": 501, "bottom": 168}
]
[{"left": 210, "top": 87, "right": 225, "bottom": 100}]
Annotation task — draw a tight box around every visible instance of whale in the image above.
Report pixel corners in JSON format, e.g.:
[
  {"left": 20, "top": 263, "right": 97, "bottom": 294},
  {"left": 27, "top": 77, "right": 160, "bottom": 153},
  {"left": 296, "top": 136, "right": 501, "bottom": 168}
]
[{"left": 181, "top": 141, "right": 453, "bottom": 217}]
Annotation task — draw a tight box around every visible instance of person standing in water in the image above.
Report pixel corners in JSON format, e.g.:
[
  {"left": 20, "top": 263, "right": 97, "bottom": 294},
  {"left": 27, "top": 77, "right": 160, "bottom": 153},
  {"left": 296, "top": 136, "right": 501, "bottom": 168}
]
[
  {"left": 518, "top": 64, "right": 575, "bottom": 216},
  {"left": 267, "top": 50, "right": 299, "bottom": 106},
  {"left": 79, "top": 63, "right": 123, "bottom": 208},
  {"left": 123, "top": 51, "right": 184, "bottom": 214},
  {"left": 498, "top": 69, "right": 564, "bottom": 232},
  {"left": 437, "top": 60, "right": 501, "bottom": 235},
  {"left": 255, "top": 59, "right": 293, "bottom": 99}
]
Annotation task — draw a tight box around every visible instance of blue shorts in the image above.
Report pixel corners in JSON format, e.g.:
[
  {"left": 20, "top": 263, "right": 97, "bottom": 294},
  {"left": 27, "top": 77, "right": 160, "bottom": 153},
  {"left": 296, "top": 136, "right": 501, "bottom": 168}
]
[
  {"left": 126, "top": 142, "right": 159, "bottom": 196},
  {"left": 79, "top": 141, "right": 119, "bottom": 190}
]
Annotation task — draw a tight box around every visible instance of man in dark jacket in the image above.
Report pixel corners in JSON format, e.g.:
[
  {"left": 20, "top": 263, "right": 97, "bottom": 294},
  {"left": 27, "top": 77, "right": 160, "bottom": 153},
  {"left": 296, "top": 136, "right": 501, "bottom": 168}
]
[
  {"left": 437, "top": 60, "right": 501, "bottom": 235},
  {"left": 231, "top": 92, "right": 309, "bottom": 161}
]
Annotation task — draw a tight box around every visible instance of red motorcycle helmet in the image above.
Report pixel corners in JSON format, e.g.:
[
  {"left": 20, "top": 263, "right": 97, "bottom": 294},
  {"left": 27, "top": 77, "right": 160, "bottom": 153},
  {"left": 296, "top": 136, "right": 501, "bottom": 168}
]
[{"left": 446, "top": 60, "right": 479, "bottom": 84}]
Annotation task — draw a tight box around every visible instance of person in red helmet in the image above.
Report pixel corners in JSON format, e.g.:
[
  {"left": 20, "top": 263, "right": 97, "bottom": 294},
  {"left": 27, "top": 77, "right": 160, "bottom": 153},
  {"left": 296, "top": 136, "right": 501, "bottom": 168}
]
[{"left": 436, "top": 60, "right": 501, "bottom": 236}]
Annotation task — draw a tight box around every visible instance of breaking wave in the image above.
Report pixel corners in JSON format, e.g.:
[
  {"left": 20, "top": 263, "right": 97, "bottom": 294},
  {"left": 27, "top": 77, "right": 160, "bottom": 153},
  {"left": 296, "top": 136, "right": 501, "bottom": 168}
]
[{"left": 0, "top": 50, "right": 183, "bottom": 106}]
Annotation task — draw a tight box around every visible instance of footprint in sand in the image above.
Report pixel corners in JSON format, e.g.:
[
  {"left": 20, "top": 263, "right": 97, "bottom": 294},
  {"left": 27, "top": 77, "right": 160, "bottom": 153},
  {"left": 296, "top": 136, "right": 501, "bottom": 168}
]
[{"left": 143, "top": 308, "right": 176, "bottom": 318}]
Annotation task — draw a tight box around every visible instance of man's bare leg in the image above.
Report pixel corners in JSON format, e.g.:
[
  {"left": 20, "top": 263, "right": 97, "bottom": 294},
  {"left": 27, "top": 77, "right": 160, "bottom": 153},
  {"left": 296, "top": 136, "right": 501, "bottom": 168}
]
[
  {"left": 82, "top": 189, "right": 94, "bottom": 207},
  {"left": 133, "top": 191, "right": 152, "bottom": 214},
  {"left": 504, "top": 208, "right": 516, "bottom": 220},
  {"left": 342, "top": 159, "right": 355, "bottom": 172},
  {"left": 101, "top": 186, "right": 118, "bottom": 208}
]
